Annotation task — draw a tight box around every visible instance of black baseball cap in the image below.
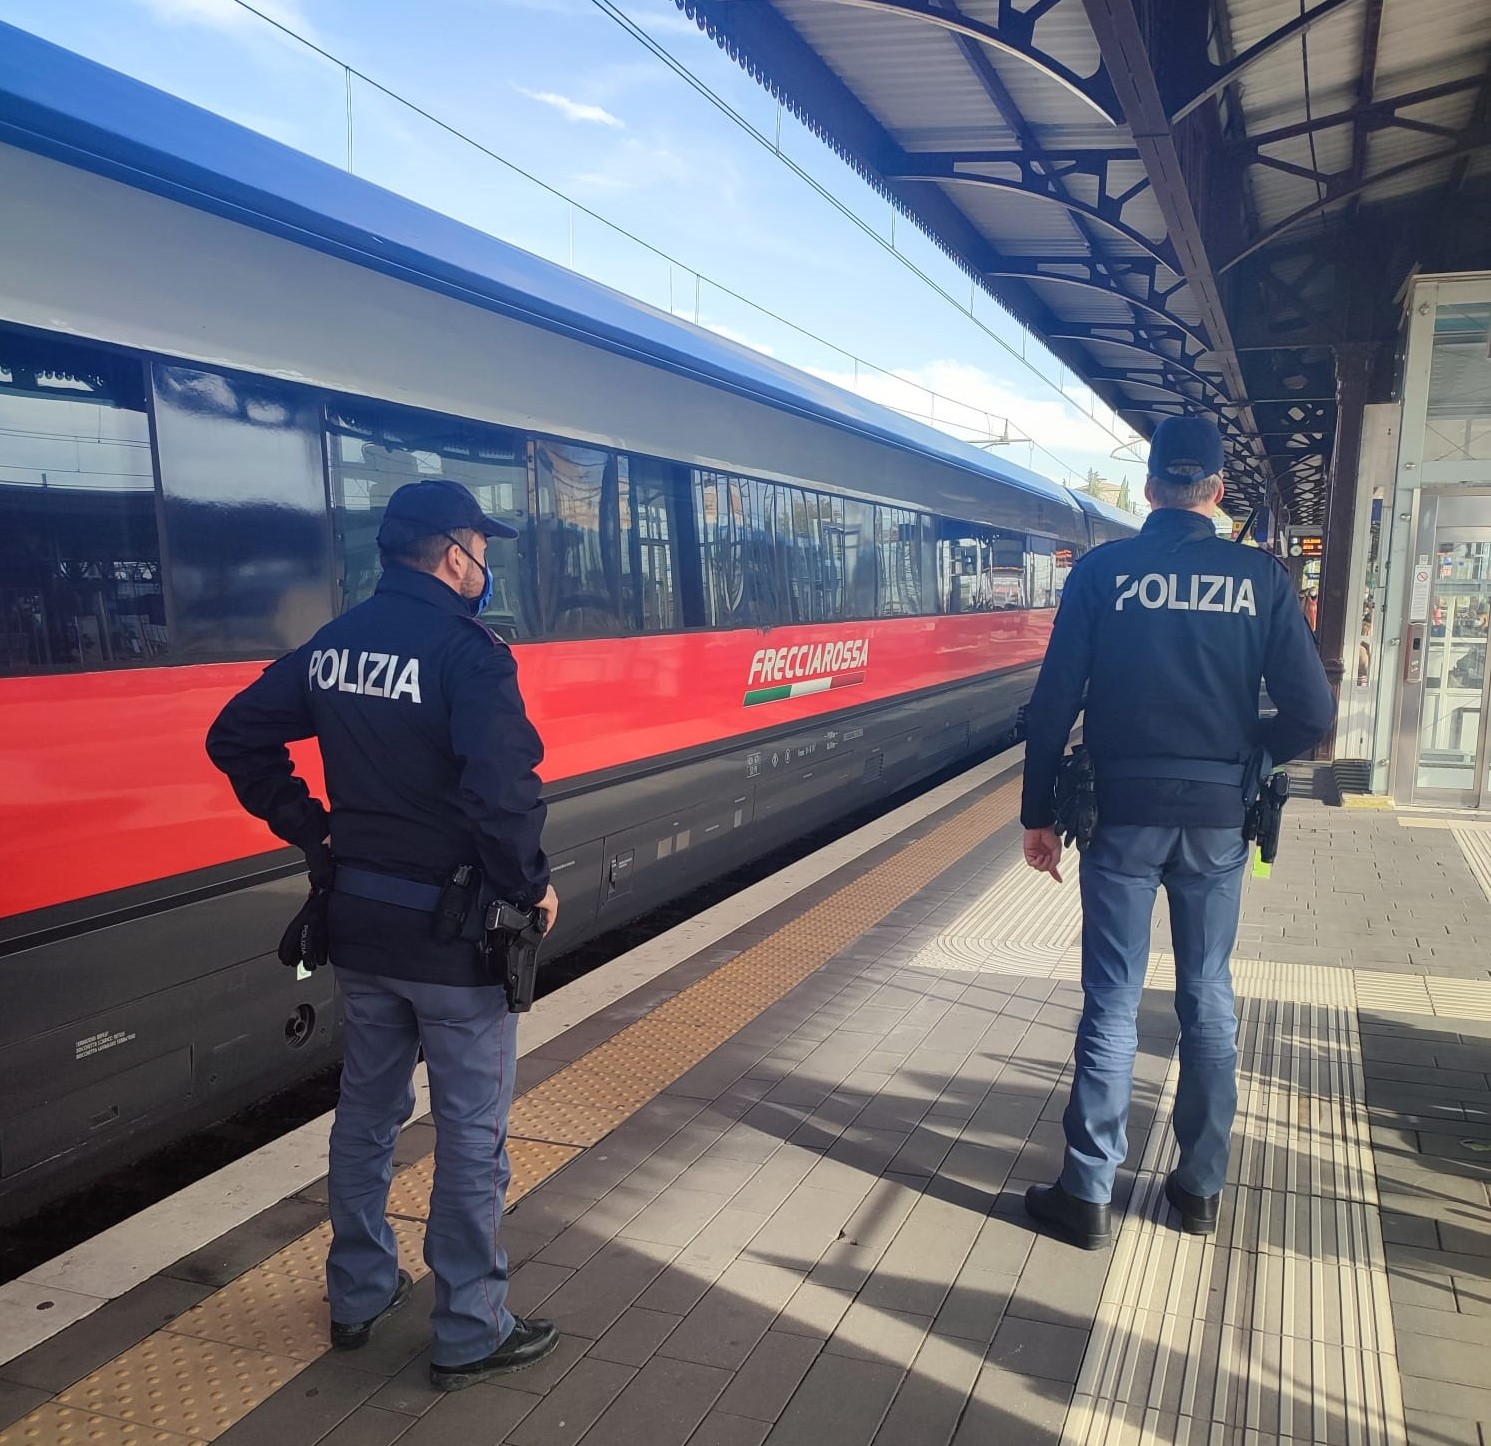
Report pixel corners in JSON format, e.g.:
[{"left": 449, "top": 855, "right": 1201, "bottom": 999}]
[
  {"left": 376, "top": 478, "right": 519, "bottom": 547},
  {"left": 1148, "top": 416, "right": 1225, "bottom": 486}
]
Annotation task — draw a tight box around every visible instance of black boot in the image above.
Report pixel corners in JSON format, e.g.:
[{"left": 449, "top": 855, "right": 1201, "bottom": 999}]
[
  {"left": 330, "top": 1269, "right": 413, "bottom": 1350},
  {"left": 429, "top": 1317, "right": 561, "bottom": 1390},
  {"left": 1164, "top": 1172, "right": 1220, "bottom": 1235},
  {"left": 1024, "top": 1181, "right": 1112, "bottom": 1250}
]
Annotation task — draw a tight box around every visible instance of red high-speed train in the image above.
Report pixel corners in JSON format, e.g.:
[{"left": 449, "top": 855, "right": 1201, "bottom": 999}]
[{"left": 0, "top": 26, "right": 1136, "bottom": 1216}]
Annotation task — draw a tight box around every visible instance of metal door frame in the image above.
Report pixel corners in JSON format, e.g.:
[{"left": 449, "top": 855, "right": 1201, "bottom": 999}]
[{"left": 1391, "top": 487, "right": 1491, "bottom": 808}]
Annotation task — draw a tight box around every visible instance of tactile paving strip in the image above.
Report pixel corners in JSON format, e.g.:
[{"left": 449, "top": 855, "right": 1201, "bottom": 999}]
[
  {"left": 53, "top": 1332, "right": 307, "bottom": 1441},
  {"left": 0, "top": 772, "right": 1024, "bottom": 1446},
  {"left": 1454, "top": 826, "right": 1491, "bottom": 906},
  {"left": 1063, "top": 980, "right": 1406, "bottom": 1446}
]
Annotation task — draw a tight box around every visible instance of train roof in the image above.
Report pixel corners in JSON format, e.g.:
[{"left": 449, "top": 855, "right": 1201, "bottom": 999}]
[
  {"left": 1070, "top": 489, "right": 1141, "bottom": 537},
  {"left": 0, "top": 23, "right": 1083, "bottom": 522}
]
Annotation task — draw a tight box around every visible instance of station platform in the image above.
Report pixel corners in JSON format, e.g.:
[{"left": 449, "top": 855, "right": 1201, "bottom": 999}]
[{"left": 3, "top": 752, "right": 1491, "bottom": 1446}]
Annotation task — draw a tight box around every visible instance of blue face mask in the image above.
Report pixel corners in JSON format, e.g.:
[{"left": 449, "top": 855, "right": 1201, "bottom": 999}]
[{"left": 473, "top": 563, "right": 494, "bottom": 616}]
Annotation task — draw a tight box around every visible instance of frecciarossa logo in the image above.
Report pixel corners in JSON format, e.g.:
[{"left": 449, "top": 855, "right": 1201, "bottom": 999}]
[
  {"left": 744, "top": 638, "right": 870, "bottom": 707},
  {"left": 1114, "top": 572, "right": 1258, "bottom": 616}
]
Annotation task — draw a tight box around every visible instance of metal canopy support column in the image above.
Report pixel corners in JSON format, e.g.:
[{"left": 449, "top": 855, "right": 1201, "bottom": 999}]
[
  {"left": 1078, "top": 0, "right": 1269, "bottom": 486},
  {"left": 1315, "top": 345, "right": 1373, "bottom": 758}
]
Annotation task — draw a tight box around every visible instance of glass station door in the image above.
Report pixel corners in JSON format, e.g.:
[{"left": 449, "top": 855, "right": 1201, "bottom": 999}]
[{"left": 1400, "top": 493, "right": 1491, "bottom": 807}]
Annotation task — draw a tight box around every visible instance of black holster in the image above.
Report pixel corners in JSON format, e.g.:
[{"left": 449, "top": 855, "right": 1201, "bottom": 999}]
[
  {"left": 484, "top": 900, "right": 548, "bottom": 1012},
  {"left": 1243, "top": 768, "right": 1290, "bottom": 864},
  {"left": 1053, "top": 745, "right": 1099, "bottom": 851}
]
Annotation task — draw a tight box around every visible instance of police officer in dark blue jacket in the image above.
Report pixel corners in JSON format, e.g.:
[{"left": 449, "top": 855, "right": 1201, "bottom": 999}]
[
  {"left": 1020, "top": 417, "right": 1335, "bottom": 1249},
  {"left": 206, "top": 479, "right": 560, "bottom": 1388}
]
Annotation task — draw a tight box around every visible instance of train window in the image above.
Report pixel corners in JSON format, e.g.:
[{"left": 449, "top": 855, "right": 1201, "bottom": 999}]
[
  {"left": 876, "top": 506, "right": 935, "bottom": 616},
  {"left": 0, "top": 332, "right": 166, "bottom": 675},
  {"left": 620, "top": 456, "right": 680, "bottom": 632},
  {"left": 775, "top": 486, "right": 841, "bottom": 624},
  {"left": 154, "top": 364, "right": 331, "bottom": 658},
  {"left": 936, "top": 521, "right": 1028, "bottom": 613},
  {"left": 326, "top": 401, "right": 532, "bottom": 641},
  {"left": 695, "top": 471, "right": 783, "bottom": 628},
  {"left": 840, "top": 498, "right": 877, "bottom": 618},
  {"left": 535, "top": 439, "right": 625, "bottom": 637},
  {"left": 1025, "top": 536, "right": 1059, "bottom": 609}
]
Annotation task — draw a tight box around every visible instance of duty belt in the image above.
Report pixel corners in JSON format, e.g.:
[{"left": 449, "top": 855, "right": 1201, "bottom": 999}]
[
  {"left": 334, "top": 865, "right": 443, "bottom": 912},
  {"left": 1098, "top": 757, "right": 1247, "bottom": 786}
]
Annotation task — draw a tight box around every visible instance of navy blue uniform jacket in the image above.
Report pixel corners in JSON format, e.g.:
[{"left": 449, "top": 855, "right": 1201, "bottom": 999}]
[
  {"left": 206, "top": 566, "right": 549, "bottom": 986},
  {"left": 1021, "top": 508, "right": 1336, "bottom": 830}
]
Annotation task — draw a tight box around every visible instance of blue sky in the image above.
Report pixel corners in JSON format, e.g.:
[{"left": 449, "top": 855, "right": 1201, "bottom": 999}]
[{"left": 1, "top": 0, "right": 1148, "bottom": 493}]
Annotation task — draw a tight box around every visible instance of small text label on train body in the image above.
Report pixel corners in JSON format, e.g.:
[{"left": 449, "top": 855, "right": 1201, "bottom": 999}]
[{"left": 1113, "top": 573, "right": 1257, "bottom": 616}]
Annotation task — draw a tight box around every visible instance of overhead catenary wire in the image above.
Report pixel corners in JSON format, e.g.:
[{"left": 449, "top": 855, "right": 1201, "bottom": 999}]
[{"left": 223, "top": 0, "right": 1141, "bottom": 485}]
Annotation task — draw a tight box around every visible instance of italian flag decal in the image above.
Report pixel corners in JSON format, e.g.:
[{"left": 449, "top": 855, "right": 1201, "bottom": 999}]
[{"left": 743, "top": 638, "right": 870, "bottom": 706}]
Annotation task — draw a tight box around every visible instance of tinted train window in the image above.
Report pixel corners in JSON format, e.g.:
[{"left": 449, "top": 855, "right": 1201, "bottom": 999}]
[
  {"left": 0, "top": 332, "right": 166, "bottom": 675},
  {"left": 876, "top": 507, "right": 936, "bottom": 617},
  {"left": 936, "top": 521, "right": 1029, "bottom": 613},
  {"left": 621, "top": 456, "right": 679, "bottom": 632},
  {"left": 695, "top": 472, "right": 782, "bottom": 628},
  {"left": 535, "top": 439, "right": 627, "bottom": 637},
  {"left": 1026, "top": 537, "right": 1059, "bottom": 609},
  {"left": 153, "top": 364, "right": 332, "bottom": 658},
  {"left": 840, "top": 498, "right": 877, "bottom": 618},
  {"left": 776, "top": 486, "right": 846, "bottom": 624},
  {"left": 327, "top": 402, "right": 531, "bottom": 641}
]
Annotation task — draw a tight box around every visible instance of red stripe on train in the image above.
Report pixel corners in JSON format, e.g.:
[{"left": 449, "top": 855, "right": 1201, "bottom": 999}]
[{"left": 0, "top": 613, "right": 1050, "bottom": 919}]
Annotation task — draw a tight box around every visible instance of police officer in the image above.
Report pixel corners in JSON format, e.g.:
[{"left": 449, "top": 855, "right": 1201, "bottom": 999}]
[
  {"left": 1020, "top": 416, "right": 1335, "bottom": 1249},
  {"left": 206, "top": 479, "right": 561, "bottom": 1388}
]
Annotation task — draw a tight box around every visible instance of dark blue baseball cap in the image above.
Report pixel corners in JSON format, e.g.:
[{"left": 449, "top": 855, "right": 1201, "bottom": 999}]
[
  {"left": 1148, "top": 416, "right": 1225, "bottom": 486},
  {"left": 376, "top": 478, "right": 520, "bottom": 547}
]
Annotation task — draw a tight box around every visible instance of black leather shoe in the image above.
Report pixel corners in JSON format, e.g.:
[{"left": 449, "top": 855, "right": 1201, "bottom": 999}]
[
  {"left": 1165, "top": 1173, "right": 1220, "bottom": 1235},
  {"left": 429, "top": 1317, "right": 561, "bottom": 1390},
  {"left": 1024, "top": 1181, "right": 1112, "bottom": 1250},
  {"left": 330, "top": 1269, "right": 412, "bottom": 1350}
]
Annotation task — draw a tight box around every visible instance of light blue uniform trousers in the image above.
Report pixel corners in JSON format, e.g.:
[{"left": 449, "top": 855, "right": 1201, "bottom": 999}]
[
  {"left": 1058, "top": 825, "right": 1247, "bottom": 1205},
  {"left": 326, "top": 967, "right": 517, "bottom": 1367}
]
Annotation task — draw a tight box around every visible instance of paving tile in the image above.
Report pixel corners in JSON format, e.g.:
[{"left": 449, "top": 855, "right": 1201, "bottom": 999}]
[
  {"left": 313, "top": 1404, "right": 413, "bottom": 1446},
  {"left": 950, "top": 1365, "right": 1072, "bottom": 1446},
  {"left": 0, "top": 1380, "right": 50, "bottom": 1433},
  {"left": 657, "top": 1261, "right": 803, "bottom": 1371},
  {"left": 775, "top": 1280, "right": 855, "bottom": 1340},
  {"left": 758, "top": 1352, "right": 903, "bottom": 1446},
  {"left": 618, "top": 1188, "right": 733, "bottom": 1250},
  {"left": 685, "top": 1413, "right": 771, "bottom": 1446},
  {"left": 635, "top": 1207, "right": 773, "bottom": 1316},
  {"left": 0, "top": 1274, "right": 213, "bottom": 1393},
  {"left": 931, "top": 1268, "right": 1017, "bottom": 1347},
  {"left": 714, "top": 1329, "right": 822, "bottom": 1422},
  {"left": 1004, "top": 1233, "right": 1110, "bottom": 1328},
  {"left": 870, "top": 1330, "right": 983, "bottom": 1446},
  {"left": 506, "top": 1357, "right": 637, "bottom": 1446},
  {"left": 537, "top": 1239, "right": 680, "bottom": 1341},
  {"left": 1396, "top": 1329, "right": 1491, "bottom": 1389},
  {"left": 589, "top": 1306, "right": 685, "bottom": 1368},
  {"left": 213, "top": 1355, "right": 386, "bottom": 1445},
  {"left": 1398, "top": 1373, "right": 1491, "bottom": 1426},
  {"left": 163, "top": 1198, "right": 332, "bottom": 1288},
  {"left": 1404, "top": 1408, "right": 1483, "bottom": 1446},
  {"left": 391, "top": 1374, "right": 541, "bottom": 1444},
  {"left": 823, "top": 1303, "right": 931, "bottom": 1366},
  {"left": 576, "top": 1356, "right": 731, "bottom": 1446},
  {"left": 987, "top": 1315, "right": 1089, "bottom": 1384}
]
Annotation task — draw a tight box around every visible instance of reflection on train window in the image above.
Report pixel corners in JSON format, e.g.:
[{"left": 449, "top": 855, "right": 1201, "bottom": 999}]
[
  {"left": 876, "top": 507, "right": 935, "bottom": 617},
  {"left": 840, "top": 498, "right": 877, "bottom": 618},
  {"left": 936, "top": 522, "right": 1029, "bottom": 612},
  {"left": 327, "top": 401, "right": 531, "bottom": 641},
  {"left": 695, "top": 471, "right": 783, "bottom": 628},
  {"left": 0, "top": 331, "right": 166, "bottom": 675},
  {"left": 535, "top": 439, "right": 627, "bottom": 637},
  {"left": 776, "top": 486, "right": 846, "bottom": 624},
  {"left": 621, "top": 456, "right": 680, "bottom": 631},
  {"left": 1025, "top": 536, "right": 1059, "bottom": 609},
  {"left": 155, "top": 364, "right": 332, "bottom": 657}
]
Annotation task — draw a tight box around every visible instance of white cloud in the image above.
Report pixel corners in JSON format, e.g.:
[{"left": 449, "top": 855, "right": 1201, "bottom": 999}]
[
  {"left": 517, "top": 87, "right": 626, "bottom": 129},
  {"left": 133, "top": 0, "right": 319, "bottom": 42}
]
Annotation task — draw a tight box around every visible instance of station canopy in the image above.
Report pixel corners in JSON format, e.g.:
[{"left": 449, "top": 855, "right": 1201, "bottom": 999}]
[{"left": 677, "top": 0, "right": 1491, "bottom": 524}]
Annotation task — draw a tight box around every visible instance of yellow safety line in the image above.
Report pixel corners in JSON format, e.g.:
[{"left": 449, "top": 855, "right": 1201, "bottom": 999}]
[{"left": 0, "top": 775, "right": 1019, "bottom": 1446}]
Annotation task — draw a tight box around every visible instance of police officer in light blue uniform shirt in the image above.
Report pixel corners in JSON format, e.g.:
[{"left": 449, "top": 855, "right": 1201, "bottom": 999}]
[
  {"left": 1020, "top": 417, "right": 1335, "bottom": 1249},
  {"left": 207, "top": 479, "right": 561, "bottom": 1388}
]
